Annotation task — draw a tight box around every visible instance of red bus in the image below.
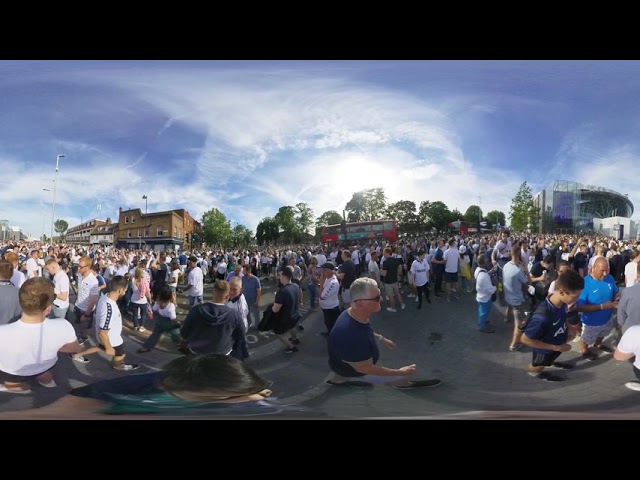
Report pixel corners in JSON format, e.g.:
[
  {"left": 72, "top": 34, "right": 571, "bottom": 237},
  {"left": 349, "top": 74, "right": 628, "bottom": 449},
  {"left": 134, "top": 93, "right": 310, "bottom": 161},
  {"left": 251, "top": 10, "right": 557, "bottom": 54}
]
[
  {"left": 449, "top": 220, "right": 477, "bottom": 234},
  {"left": 322, "top": 220, "right": 398, "bottom": 244}
]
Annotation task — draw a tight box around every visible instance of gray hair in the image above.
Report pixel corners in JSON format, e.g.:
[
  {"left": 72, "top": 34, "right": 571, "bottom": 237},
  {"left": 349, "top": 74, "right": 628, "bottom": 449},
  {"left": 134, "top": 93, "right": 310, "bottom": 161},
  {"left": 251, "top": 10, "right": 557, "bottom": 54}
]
[{"left": 350, "top": 277, "right": 379, "bottom": 302}]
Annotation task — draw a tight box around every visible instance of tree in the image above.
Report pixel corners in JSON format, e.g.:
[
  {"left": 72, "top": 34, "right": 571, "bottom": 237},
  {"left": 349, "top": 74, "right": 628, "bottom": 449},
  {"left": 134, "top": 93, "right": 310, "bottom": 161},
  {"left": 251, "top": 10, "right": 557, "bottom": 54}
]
[
  {"left": 509, "top": 182, "right": 539, "bottom": 232},
  {"left": 463, "top": 205, "right": 483, "bottom": 225},
  {"left": 232, "top": 224, "right": 253, "bottom": 246},
  {"left": 485, "top": 210, "right": 506, "bottom": 228},
  {"left": 386, "top": 200, "right": 419, "bottom": 234},
  {"left": 295, "top": 202, "right": 315, "bottom": 236},
  {"left": 274, "top": 206, "right": 296, "bottom": 243},
  {"left": 451, "top": 208, "right": 463, "bottom": 221},
  {"left": 54, "top": 219, "right": 68, "bottom": 241},
  {"left": 256, "top": 217, "right": 279, "bottom": 245},
  {"left": 424, "top": 201, "right": 452, "bottom": 233},
  {"left": 201, "top": 208, "right": 232, "bottom": 247},
  {"left": 345, "top": 188, "right": 388, "bottom": 222},
  {"left": 315, "top": 210, "right": 343, "bottom": 228},
  {"left": 418, "top": 200, "right": 432, "bottom": 230}
]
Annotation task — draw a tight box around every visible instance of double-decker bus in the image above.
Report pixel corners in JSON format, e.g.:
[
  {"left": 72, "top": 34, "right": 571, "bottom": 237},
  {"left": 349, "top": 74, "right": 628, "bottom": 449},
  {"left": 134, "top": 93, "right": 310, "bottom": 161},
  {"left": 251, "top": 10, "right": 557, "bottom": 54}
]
[
  {"left": 322, "top": 220, "right": 398, "bottom": 244},
  {"left": 449, "top": 220, "right": 478, "bottom": 234}
]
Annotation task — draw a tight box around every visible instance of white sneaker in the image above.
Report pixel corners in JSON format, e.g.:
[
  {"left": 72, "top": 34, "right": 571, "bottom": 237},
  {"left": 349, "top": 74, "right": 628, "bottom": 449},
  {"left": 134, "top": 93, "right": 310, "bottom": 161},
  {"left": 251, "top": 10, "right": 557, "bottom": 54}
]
[
  {"left": 38, "top": 379, "right": 57, "bottom": 388},
  {"left": 71, "top": 355, "right": 90, "bottom": 364},
  {"left": 138, "top": 327, "right": 146, "bottom": 333},
  {"left": 386, "top": 307, "right": 397, "bottom": 313},
  {"left": 625, "top": 381, "right": 640, "bottom": 392},
  {"left": 401, "top": 304, "right": 406, "bottom": 310}
]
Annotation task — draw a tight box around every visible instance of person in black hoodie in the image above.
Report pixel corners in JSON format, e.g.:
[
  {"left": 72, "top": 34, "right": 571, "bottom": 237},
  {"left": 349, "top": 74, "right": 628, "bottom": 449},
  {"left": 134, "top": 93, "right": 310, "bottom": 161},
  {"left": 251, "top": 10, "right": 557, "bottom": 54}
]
[{"left": 180, "top": 280, "right": 246, "bottom": 359}]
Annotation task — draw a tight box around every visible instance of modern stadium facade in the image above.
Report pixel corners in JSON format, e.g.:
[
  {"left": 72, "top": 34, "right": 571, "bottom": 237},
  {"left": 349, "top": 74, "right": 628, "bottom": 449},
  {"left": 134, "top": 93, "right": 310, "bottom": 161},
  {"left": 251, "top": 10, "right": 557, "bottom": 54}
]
[{"left": 533, "top": 180, "right": 637, "bottom": 239}]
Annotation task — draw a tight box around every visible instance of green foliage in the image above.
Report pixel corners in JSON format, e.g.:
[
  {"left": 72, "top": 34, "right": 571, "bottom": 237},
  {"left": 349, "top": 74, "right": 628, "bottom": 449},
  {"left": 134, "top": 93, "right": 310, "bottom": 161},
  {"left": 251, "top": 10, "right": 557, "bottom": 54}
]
[
  {"left": 345, "top": 188, "right": 387, "bottom": 222},
  {"left": 232, "top": 224, "right": 253, "bottom": 246},
  {"left": 385, "top": 200, "right": 419, "bottom": 234},
  {"left": 463, "top": 205, "right": 482, "bottom": 224},
  {"left": 295, "top": 202, "right": 315, "bottom": 237},
  {"left": 425, "top": 201, "right": 453, "bottom": 232},
  {"left": 485, "top": 210, "right": 506, "bottom": 228},
  {"left": 275, "top": 206, "right": 296, "bottom": 243},
  {"left": 315, "top": 210, "right": 343, "bottom": 228},
  {"left": 54, "top": 219, "right": 68, "bottom": 235},
  {"left": 256, "top": 217, "right": 279, "bottom": 245},
  {"left": 509, "top": 182, "right": 539, "bottom": 232},
  {"left": 201, "top": 208, "right": 232, "bottom": 247}
]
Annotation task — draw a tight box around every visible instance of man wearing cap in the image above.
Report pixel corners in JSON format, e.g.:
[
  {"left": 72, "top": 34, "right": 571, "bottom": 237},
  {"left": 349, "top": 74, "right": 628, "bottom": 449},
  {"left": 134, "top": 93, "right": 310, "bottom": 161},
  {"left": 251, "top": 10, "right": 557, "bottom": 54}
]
[
  {"left": 319, "top": 262, "right": 341, "bottom": 334},
  {"left": 180, "top": 255, "right": 204, "bottom": 310}
]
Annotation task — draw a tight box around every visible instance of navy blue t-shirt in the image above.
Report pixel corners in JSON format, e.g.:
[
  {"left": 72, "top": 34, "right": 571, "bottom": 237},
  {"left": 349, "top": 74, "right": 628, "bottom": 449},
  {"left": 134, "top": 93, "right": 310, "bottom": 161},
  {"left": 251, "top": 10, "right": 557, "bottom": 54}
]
[
  {"left": 523, "top": 299, "right": 574, "bottom": 354},
  {"left": 327, "top": 310, "right": 379, "bottom": 377}
]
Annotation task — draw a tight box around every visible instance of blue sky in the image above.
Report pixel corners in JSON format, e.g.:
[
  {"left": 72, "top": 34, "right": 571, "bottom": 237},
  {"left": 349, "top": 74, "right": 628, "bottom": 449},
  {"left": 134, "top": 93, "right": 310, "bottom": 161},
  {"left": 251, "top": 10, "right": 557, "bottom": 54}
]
[{"left": 2, "top": 60, "right": 640, "bottom": 239}]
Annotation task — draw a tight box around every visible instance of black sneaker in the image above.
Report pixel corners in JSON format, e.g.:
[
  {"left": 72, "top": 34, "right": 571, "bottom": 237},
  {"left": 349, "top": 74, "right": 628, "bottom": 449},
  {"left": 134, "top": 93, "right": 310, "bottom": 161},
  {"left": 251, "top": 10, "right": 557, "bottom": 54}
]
[
  {"left": 533, "top": 371, "right": 565, "bottom": 382},
  {"left": 597, "top": 344, "right": 614, "bottom": 354},
  {"left": 393, "top": 379, "right": 442, "bottom": 389},
  {"left": 582, "top": 351, "right": 599, "bottom": 362},
  {"left": 288, "top": 337, "right": 301, "bottom": 345},
  {"left": 113, "top": 363, "right": 140, "bottom": 371},
  {"left": 297, "top": 325, "right": 304, "bottom": 331},
  {"left": 550, "top": 361, "right": 574, "bottom": 370},
  {"left": 284, "top": 346, "right": 299, "bottom": 354}
]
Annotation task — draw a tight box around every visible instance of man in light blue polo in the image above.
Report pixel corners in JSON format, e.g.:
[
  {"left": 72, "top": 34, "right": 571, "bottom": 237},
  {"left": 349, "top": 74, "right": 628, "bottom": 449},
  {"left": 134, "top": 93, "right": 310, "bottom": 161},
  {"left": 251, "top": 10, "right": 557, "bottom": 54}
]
[{"left": 576, "top": 257, "right": 620, "bottom": 361}]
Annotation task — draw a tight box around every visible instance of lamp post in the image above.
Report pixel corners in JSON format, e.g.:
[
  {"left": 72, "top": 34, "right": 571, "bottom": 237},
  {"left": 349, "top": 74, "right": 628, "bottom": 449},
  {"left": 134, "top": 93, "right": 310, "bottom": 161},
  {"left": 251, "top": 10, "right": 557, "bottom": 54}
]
[
  {"left": 142, "top": 195, "right": 148, "bottom": 214},
  {"left": 43, "top": 188, "right": 51, "bottom": 242},
  {"left": 51, "top": 154, "right": 65, "bottom": 243}
]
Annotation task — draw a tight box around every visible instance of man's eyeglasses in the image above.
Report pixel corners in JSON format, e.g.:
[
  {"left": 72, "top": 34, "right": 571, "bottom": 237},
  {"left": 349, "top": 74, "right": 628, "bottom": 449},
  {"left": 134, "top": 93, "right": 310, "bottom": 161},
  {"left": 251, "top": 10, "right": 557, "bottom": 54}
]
[{"left": 354, "top": 295, "right": 381, "bottom": 303}]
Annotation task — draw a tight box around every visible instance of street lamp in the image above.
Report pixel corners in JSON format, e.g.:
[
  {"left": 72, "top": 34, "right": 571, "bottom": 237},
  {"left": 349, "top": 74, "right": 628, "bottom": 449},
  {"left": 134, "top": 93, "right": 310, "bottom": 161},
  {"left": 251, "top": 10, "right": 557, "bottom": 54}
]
[
  {"left": 51, "top": 154, "right": 65, "bottom": 243},
  {"left": 42, "top": 188, "right": 51, "bottom": 242},
  {"left": 142, "top": 195, "right": 148, "bottom": 214}
]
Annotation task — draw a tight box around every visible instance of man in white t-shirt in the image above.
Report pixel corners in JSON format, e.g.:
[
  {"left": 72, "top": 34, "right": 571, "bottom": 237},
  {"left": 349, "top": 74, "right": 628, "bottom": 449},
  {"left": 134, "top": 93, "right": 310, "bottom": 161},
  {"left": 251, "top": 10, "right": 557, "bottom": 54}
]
[
  {"left": 70, "top": 275, "right": 139, "bottom": 371},
  {"left": 368, "top": 251, "right": 382, "bottom": 289},
  {"left": 45, "top": 258, "right": 70, "bottom": 320},
  {"left": 410, "top": 249, "right": 431, "bottom": 309},
  {"left": 180, "top": 255, "right": 204, "bottom": 309},
  {"left": 442, "top": 238, "right": 460, "bottom": 302},
  {"left": 26, "top": 249, "right": 41, "bottom": 279},
  {"left": 0, "top": 277, "right": 83, "bottom": 393}
]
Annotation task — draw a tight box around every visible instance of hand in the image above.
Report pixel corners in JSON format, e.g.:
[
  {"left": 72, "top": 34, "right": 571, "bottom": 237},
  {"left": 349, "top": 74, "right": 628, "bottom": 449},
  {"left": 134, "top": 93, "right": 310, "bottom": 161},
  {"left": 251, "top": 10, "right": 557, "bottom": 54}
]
[
  {"left": 382, "top": 337, "right": 397, "bottom": 350},
  {"left": 399, "top": 364, "right": 417, "bottom": 376},
  {"left": 556, "top": 344, "right": 571, "bottom": 353},
  {"left": 611, "top": 300, "right": 619, "bottom": 309}
]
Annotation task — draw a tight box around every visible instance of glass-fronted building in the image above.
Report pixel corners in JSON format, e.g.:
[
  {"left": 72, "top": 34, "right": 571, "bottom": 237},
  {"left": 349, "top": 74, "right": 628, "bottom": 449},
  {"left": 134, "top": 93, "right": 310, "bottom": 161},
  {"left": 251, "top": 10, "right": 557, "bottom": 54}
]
[{"left": 533, "top": 180, "right": 634, "bottom": 234}]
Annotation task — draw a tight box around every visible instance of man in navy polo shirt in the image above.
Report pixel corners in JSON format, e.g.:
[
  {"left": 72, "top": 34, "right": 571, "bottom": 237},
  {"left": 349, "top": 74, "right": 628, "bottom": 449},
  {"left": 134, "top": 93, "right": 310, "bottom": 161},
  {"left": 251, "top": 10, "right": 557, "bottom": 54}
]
[{"left": 326, "top": 277, "right": 441, "bottom": 389}]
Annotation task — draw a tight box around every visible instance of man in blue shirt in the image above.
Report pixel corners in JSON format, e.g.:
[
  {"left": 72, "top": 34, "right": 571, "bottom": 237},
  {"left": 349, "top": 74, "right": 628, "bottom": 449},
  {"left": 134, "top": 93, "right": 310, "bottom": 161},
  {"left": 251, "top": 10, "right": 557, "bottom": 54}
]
[
  {"left": 576, "top": 257, "right": 620, "bottom": 361},
  {"left": 521, "top": 269, "right": 584, "bottom": 382},
  {"left": 241, "top": 264, "right": 261, "bottom": 328},
  {"left": 326, "top": 277, "right": 441, "bottom": 389}
]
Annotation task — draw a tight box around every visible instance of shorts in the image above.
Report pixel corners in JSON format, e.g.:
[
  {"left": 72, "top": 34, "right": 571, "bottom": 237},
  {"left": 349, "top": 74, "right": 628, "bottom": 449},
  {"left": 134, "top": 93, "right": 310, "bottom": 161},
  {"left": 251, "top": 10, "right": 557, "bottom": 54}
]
[
  {"left": 509, "top": 304, "right": 528, "bottom": 330},
  {"left": 98, "top": 343, "right": 126, "bottom": 357},
  {"left": 581, "top": 317, "right": 615, "bottom": 345},
  {"left": 444, "top": 272, "right": 458, "bottom": 283},
  {"left": 383, "top": 283, "right": 400, "bottom": 297},
  {"left": 531, "top": 350, "right": 562, "bottom": 367}
]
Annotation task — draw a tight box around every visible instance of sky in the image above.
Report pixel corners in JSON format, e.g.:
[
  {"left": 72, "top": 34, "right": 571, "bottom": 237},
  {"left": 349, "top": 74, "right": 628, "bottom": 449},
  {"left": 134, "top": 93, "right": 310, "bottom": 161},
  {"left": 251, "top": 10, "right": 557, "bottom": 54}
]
[{"left": 2, "top": 60, "right": 640, "bottom": 239}]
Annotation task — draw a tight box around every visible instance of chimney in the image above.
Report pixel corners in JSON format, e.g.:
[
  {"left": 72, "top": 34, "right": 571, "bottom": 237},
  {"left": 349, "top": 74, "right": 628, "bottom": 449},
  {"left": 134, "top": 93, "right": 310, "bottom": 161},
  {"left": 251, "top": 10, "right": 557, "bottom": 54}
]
[
  {"left": 106, "top": 217, "right": 112, "bottom": 225},
  {"left": 118, "top": 207, "right": 122, "bottom": 215}
]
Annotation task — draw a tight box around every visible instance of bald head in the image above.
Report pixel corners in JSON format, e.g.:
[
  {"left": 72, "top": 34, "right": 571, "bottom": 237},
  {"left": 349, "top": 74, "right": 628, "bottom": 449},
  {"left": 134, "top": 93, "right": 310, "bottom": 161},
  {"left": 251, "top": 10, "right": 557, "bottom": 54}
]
[{"left": 591, "top": 257, "right": 609, "bottom": 280}]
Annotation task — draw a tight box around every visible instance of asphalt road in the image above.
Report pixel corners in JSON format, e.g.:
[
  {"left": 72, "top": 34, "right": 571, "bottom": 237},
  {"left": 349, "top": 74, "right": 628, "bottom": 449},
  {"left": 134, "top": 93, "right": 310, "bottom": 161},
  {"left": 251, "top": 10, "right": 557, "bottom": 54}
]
[{"left": 2, "top": 276, "right": 640, "bottom": 419}]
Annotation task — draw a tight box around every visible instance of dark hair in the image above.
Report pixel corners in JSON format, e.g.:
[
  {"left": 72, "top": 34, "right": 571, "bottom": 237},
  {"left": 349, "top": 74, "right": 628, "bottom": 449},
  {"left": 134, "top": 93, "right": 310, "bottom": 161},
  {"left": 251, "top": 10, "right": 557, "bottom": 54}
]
[
  {"left": 477, "top": 255, "right": 487, "bottom": 267},
  {"left": 162, "top": 353, "right": 268, "bottom": 397},
  {"left": 543, "top": 254, "right": 554, "bottom": 265},
  {"left": 156, "top": 285, "right": 174, "bottom": 309},
  {"left": 0, "top": 259, "right": 12, "bottom": 280},
  {"left": 280, "top": 265, "right": 293, "bottom": 279},
  {"left": 554, "top": 268, "right": 584, "bottom": 293},
  {"left": 109, "top": 275, "right": 128, "bottom": 292}
]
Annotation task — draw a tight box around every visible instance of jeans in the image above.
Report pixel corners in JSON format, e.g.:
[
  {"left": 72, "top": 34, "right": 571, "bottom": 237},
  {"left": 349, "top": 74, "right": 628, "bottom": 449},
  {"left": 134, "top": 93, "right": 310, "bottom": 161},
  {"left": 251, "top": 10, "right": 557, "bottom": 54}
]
[
  {"left": 131, "top": 302, "right": 149, "bottom": 329},
  {"left": 307, "top": 282, "right": 317, "bottom": 306},
  {"left": 142, "top": 314, "right": 181, "bottom": 349},
  {"left": 188, "top": 295, "right": 203, "bottom": 308},
  {"left": 48, "top": 304, "right": 69, "bottom": 320},
  {"left": 247, "top": 304, "right": 261, "bottom": 328},
  {"left": 478, "top": 300, "right": 493, "bottom": 330}
]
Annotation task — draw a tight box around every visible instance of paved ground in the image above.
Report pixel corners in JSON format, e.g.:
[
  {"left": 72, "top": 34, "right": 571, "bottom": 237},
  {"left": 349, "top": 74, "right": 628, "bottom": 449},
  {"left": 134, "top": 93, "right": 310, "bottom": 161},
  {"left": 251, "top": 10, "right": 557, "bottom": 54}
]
[{"left": 2, "top": 277, "right": 640, "bottom": 419}]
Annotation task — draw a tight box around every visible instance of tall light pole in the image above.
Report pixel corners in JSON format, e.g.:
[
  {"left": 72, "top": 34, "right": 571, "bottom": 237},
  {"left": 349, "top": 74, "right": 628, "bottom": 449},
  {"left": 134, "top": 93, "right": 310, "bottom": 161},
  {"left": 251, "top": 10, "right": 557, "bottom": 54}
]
[
  {"left": 42, "top": 188, "right": 51, "bottom": 242},
  {"left": 142, "top": 195, "right": 148, "bottom": 214},
  {"left": 51, "top": 154, "right": 65, "bottom": 243}
]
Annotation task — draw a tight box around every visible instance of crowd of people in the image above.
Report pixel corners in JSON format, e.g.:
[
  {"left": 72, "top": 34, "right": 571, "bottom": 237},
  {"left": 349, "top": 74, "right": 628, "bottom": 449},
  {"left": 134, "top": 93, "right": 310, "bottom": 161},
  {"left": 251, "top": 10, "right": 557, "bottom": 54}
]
[{"left": 1, "top": 227, "right": 640, "bottom": 415}]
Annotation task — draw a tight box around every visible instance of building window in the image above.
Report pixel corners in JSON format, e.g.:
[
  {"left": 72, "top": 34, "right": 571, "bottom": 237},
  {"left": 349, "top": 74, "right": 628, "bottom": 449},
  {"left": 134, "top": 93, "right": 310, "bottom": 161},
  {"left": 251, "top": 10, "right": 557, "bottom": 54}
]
[
  {"left": 125, "top": 216, "right": 129, "bottom": 224},
  {"left": 158, "top": 227, "right": 164, "bottom": 237},
  {"left": 138, "top": 228, "right": 142, "bottom": 237},
  {"left": 144, "top": 229, "right": 149, "bottom": 237},
  {"left": 174, "top": 226, "right": 178, "bottom": 237},
  {"left": 132, "top": 215, "right": 136, "bottom": 223},
  {"left": 127, "top": 229, "right": 131, "bottom": 238}
]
